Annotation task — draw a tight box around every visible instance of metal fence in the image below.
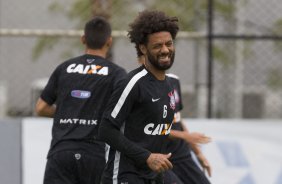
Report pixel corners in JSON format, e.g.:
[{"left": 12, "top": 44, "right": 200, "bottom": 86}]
[
  {"left": 0, "top": 0, "right": 282, "bottom": 119},
  {"left": 207, "top": 0, "right": 282, "bottom": 118}
]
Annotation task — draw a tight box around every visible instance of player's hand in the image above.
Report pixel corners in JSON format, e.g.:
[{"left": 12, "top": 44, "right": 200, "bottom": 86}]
[
  {"left": 184, "top": 132, "right": 211, "bottom": 145},
  {"left": 197, "top": 153, "right": 212, "bottom": 177},
  {"left": 146, "top": 153, "right": 173, "bottom": 173}
]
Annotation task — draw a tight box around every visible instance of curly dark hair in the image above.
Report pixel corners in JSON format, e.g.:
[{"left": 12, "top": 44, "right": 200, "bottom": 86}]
[{"left": 128, "top": 10, "right": 179, "bottom": 57}]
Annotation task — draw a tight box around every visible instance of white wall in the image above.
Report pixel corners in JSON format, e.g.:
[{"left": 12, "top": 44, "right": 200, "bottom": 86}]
[
  {"left": 22, "top": 118, "right": 52, "bottom": 184},
  {"left": 0, "top": 119, "right": 21, "bottom": 184},
  {"left": 22, "top": 118, "right": 282, "bottom": 184},
  {"left": 185, "top": 119, "right": 282, "bottom": 184}
]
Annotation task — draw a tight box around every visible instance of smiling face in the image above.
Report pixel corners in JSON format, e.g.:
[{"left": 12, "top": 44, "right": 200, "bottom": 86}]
[{"left": 140, "top": 31, "right": 175, "bottom": 71}]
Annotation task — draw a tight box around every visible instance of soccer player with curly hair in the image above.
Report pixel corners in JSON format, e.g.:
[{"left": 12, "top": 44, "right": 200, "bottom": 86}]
[{"left": 98, "top": 10, "right": 179, "bottom": 184}]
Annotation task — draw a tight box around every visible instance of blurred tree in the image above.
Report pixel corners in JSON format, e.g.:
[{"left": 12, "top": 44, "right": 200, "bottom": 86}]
[
  {"left": 267, "top": 68, "right": 282, "bottom": 90},
  {"left": 32, "top": 0, "right": 113, "bottom": 60},
  {"left": 32, "top": 0, "right": 239, "bottom": 63},
  {"left": 272, "top": 19, "right": 282, "bottom": 50}
]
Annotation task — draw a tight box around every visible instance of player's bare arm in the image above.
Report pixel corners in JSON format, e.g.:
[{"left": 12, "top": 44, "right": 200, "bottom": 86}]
[
  {"left": 35, "top": 97, "right": 55, "bottom": 117},
  {"left": 169, "top": 129, "right": 211, "bottom": 145},
  {"left": 169, "top": 118, "right": 211, "bottom": 144},
  {"left": 190, "top": 143, "right": 212, "bottom": 177}
]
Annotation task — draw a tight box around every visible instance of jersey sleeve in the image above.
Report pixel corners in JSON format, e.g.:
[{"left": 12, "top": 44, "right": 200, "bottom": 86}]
[
  {"left": 40, "top": 66, "right": 60, "bottom": 105},
  {"left": 99, "top": 76, "right": 151, "bottom": 166},
  {"left": 175, "top": 78, "right": 183, "bottom": 112}
]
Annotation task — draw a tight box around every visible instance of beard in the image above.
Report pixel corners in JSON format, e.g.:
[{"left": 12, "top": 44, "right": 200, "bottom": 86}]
[{"left": 147, "top": 50, "right": 175, "bottom": 71}]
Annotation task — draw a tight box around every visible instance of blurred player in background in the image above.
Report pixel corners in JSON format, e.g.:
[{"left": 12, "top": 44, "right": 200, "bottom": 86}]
[
  {"left": 164, "top": 73, "right": 212, "bottom": 184},
  {"left": 35, "top": 16, "right": 127, "bottom": 184},
  {"left": 98, "top": 10, "right": 179, "bottom": 184}
]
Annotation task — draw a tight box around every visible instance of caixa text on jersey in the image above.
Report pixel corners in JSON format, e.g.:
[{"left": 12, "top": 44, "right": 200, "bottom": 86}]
[{"left": 144, "top": 123, "right": 172, "bottom": 135}]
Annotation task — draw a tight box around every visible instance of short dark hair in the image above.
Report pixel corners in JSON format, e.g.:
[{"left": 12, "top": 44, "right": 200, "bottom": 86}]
[
  {"left": 84, "top": 16, "right": 111, "bottom": 49},
  {"left": 128, "top": 10, "right": 179, "bottom": 57}
]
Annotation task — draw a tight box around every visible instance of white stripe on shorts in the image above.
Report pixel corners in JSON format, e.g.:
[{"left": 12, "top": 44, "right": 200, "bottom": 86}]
[{"left": 112, "top": 123, "right": 125, "bottom": 184}]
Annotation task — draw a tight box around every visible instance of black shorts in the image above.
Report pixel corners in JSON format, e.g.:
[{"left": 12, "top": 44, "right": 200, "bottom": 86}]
[
  {"left": 164, "top": 170, "right": 184, "bottom": 184},
  {"left": 172, "top": 157, "right": 211, "bottom": 184},
  {"left": 101, "top": 173, "right": 164, "bottom": 184},
  {"left": 43, "top": 150, "right": 106, "bottom": 184}
]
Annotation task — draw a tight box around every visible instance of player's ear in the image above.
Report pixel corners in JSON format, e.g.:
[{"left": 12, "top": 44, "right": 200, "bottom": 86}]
[
  {"left": 81, "top": 35, "right": 86, "bottom": 45},
  {"left": 139, "top": 44, "right": 147, "bottom": 55},
  {"left": 105, "top": 36, "right": 112, "bottom": 48}
]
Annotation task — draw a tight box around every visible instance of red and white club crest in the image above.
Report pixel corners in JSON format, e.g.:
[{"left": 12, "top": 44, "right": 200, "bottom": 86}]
[
  {"left": 168, "top": 91, "right": 176, "bottom": 110},
  {"left": 173, "top": 89, "right": 180, "bottom": 104}
]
